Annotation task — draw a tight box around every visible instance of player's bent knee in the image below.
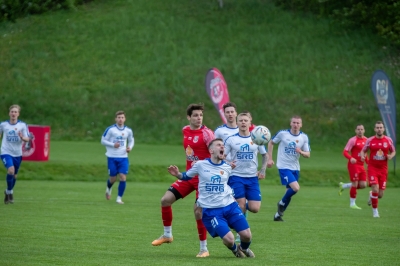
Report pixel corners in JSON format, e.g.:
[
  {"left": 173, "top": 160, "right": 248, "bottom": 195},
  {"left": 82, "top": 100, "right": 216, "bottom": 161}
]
[{"left": 238, "top": 229, "right": 251, "bottom": 242}]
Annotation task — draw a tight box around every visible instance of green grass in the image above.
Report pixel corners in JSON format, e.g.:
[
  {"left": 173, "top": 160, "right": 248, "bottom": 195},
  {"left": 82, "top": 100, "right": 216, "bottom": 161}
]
[
  {"left": 1, "top": 181, "right": 400, "bottom": 265},
  {"left": 0, "top": 0, "right": 398, "bottom": 145}
]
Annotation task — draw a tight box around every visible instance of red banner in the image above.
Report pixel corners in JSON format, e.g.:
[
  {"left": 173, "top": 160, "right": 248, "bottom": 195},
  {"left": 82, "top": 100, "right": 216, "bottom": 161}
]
[{"left": 204, "top": 68, "right": 230, "bottom": 123}]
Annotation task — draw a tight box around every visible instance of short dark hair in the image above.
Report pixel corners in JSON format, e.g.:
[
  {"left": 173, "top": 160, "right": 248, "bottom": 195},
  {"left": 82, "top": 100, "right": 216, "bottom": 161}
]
[
  {"left": 208, "top": 138, "right": 223, "bottom": 149},
  {"left": 222, "top": 102, "right": 237, "bottom": 112},
  {"left": 186, "top": 103, "right": 204, "bottom": 117},
  {"left": 115, "top": 111, "right": 125, "bottom": 117}
]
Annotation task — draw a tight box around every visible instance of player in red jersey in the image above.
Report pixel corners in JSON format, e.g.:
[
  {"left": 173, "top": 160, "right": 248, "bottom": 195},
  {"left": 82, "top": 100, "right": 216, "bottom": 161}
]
[
  {"left": 338, "top": 125, "right": 368, "bottom": 209},
  {"left": 360, "top": 121, "right": 396, "bottom": 218},
  {"left": 152, "top": 103, "right": 215, "bottom": 257}
]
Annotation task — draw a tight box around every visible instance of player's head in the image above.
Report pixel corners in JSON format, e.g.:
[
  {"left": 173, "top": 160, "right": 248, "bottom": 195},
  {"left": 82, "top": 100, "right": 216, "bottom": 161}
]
[
  {"left": 187, "top": 103, "right": 204, "bottom": 129},
  {"left": 237, "top": 113, "right": 251, "bottom": 130},
  {"left": 222, "top": 102, "right": 237, "bottom": 124},
  {"left": 114, "top": 110, "right": 126, "bottom": 126},
  {"left": 355, "top": 124, "right": 365, "bottom": 137},
  {"left": 290, "top": 115, "right": 302, "bottom": 132},
  {"left": 374, "top": 121, "right": 385, "bottom": 137},
  {"left": 9, "top": 104, "right": 21, "bottom": 120},
  {"left": 241, "top": 110, "right": 252, "bottom": 121},
  {"left": 208, "top": 138, "right": 224, "bottom": 160}
]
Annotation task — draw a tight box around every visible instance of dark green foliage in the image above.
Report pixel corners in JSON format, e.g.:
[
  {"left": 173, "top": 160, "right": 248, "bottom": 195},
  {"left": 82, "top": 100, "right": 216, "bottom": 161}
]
[
  {"left": 0, "top": 0, "right": 92, "bottom": 22},
  {"left": 272, "top": 0, "right": 400, "bottom": 47}
]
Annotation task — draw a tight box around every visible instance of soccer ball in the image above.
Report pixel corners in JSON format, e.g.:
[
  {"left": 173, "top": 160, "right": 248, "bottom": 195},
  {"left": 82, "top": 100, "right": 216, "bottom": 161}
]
[{"left": 251, "top": 125, "right": 271, "bottom": 145}]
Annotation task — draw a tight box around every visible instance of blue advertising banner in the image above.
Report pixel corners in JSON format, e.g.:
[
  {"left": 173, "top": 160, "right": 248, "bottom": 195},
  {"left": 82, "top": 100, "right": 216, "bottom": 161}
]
[{"left": 371, "top": 70, "right": 396, "bottom": 173}]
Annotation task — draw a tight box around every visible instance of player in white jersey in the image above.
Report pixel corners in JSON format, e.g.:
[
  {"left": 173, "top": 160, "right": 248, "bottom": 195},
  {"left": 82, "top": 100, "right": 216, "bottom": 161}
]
[
  {"left": 167, "top": 138, "right": 255, "bottom": 258},
  {"left": 214, "top": 102, "right": 239, "bottom": 143},
  {"left": 267, "top": 116, "right": 310, "bottom": 221},
  {"left": 101, "top": 111, "right": 134, "bottom": 204},
  {"left": 224, "top": 113, "right": 268, "bottom": 216},
  {"left": 0, "top": 105, "right": 30, "bottom": 204}
]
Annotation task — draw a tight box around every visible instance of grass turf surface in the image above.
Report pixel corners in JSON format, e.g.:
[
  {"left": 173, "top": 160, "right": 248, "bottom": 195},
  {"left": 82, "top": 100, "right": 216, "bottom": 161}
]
[{"left": 1, "top": 181, "right": 399, "bottom": 265}]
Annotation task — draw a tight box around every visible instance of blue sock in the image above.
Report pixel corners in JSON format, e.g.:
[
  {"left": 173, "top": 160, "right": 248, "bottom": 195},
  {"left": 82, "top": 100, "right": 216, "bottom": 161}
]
[
  {"left": 118, "top": 181, "right": 126, "bottom": 197},
  {"left": 107, "top": 179, "right": 113, "bottom": 189},
  {"left": 12, "top": 177, "right": 17, "bottom": 190},
  {"left": 6, "top": 174, "right": 13, "bottom": 191},
  {"left": 228, "top": 243, "right": 237, "bottom": 251},
  {"left": 284, "top": 197, "right": 292, "bottom": 210},
  {"left": 240, "top": 241, "right": 251, "bottom": 250},
  {"left": 281, "top": 188, "right": 297, "bottom": 209}
]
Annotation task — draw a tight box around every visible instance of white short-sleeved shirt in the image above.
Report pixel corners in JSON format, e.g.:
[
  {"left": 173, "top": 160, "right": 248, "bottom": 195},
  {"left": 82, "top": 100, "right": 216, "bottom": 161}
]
[
  {"left": 186, "top": 158, "right": 235, "bottom": 208},
  {"left": 0, "top": 120, "right": 29, "bottom": 157},
  {"left": 101, "top": 124, "right": 134, "bottom": 158},
  {"left": 271, "top": 129, "right": 310, "bottom": 171},
  {"left": 224, "top": 133, "right": 267, "bottom": 177},
  {"left": 214, "top": 124, "right": 239, "bottom": 142}
]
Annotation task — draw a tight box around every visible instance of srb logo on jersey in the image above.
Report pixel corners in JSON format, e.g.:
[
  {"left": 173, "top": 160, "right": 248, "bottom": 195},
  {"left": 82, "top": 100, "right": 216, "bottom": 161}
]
[
  {"left": 284, "top": 142, "right": 297, "bottom": 155},
  {"left": 206, "top": 175, "right": 224, "bottom": 193},
  {"left": 237, "top": 144, "right": 253, "bottom": 160},
  {"left": 6, "top": 130, "right": 19, "bottom": 142}
]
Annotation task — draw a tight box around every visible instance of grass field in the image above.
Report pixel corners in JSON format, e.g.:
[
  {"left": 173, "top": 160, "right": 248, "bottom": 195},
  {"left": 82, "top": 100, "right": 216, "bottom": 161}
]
[{"left": 1, "top": 181, "right": 400, "bottom": 265}]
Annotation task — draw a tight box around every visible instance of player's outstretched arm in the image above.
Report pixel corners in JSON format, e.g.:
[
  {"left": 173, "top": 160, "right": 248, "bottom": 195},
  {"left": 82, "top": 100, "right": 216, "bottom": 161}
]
[
  {"left": 267, "top": 141, "right": 275, "bottom": 168},
  {"left": 258, "top": 153, "right": 268, "bottom": 179}
]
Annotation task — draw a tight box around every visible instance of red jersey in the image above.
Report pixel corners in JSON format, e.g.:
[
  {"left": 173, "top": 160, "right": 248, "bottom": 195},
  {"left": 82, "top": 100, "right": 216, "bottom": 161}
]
[
  {"left": 343, "top": 136, "right": 367, "bottom": 165},
  {"left": 183, "top": 125, "right": 215, "bottom": 170},
  {"left": 362, "top": 136, "right": 395, "bottom": 169}
]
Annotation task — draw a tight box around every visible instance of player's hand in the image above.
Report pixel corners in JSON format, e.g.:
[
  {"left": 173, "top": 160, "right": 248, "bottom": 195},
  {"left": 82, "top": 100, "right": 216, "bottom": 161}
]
[
  {"left": 258, "top": 168, "right": 266, "bottom": 179},
  {"left": 360, "top": 156, "right": 365, "bottom": 162},
  {"left": 114, "top": 142, "right": 120, "bottom": 148},
  {"left": 228, "top": 160, "right": 236, "bottom": 169},
  {"left": 387, "top": 154, "right": 395, "bottom": 160},
  {"left": 267, "top": 159, "right": 274, "bottom": 168},
  {"left": 18, "top": 131, "right": 27, "bottom": 141},
  {"left": 350, "top": 158, "right": 357, "bottom": 164},
  {"left": 167, "top": 165, "right": 180, "bottom": 177},
  {"left": 126, "top": 147, "right": 131, "bottom": 153}
]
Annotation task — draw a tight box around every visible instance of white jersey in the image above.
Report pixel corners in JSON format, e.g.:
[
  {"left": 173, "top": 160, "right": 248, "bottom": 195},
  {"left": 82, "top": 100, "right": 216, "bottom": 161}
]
[
  {"left": 0, "top": 120, "right": 29, "bottom": 157},
  {"left": 186, "top": 158, "right": 235, "bottom": 208},
  {"left": 271, "top": 129, "right": 310, "bottom": 170},
  {"left": 214, "top": 124, "right": 239, "bottom": 142},
  {"left": 101, "top": 124, "right": 134, "bottom": 158},
  {"left": 224, "top": 133, "right": 267, "bottom": 177}
]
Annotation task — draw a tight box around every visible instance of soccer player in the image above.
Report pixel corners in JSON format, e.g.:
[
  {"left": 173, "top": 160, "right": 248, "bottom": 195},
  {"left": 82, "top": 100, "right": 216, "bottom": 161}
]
[
  {"left": 101, "top": 111, "right": 134, "bottom": 204},
  {"left": 167, "top": 138, "right": 255, "bottom": 258},
  {"left": 339, "top": 124, "right": 368, "bottom": 209},
  {"left": 214, "top": 102, "right": 238, "bottom": 142},
  {"left": 267, "top": 115, "right": 310, "bottom": 221},
  {"left": 152, "top": 103, "right": 215, "bottom": 258},
  {"left": 224, "top": 113, "right": 268, "bottom": 216},
  {"left": 0, "top": 105, "right": 30, "bottom": 204},
  {"left": 360, "top": 121, "right": 396, "bottom": 218}
]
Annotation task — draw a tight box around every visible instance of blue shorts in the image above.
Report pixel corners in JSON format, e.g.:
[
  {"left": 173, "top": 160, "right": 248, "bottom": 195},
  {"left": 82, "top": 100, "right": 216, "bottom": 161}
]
[
  {"left": 278, "top": 169, "right": 300, "bottom": 188},
  {"left": 107, "top": 157, "right": 129, "bottom": 176},
  {"left": 228, "top": 176, "right": 261, "bottom": 201},
  {"left": 1, "top": 155, "right": 22, "bottom": 174},
  {"left": 202, "top": 202, "right": 249, "bottom": 238}
]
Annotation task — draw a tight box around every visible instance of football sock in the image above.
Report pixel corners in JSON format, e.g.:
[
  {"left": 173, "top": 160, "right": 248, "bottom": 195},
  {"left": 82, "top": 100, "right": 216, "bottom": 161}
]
[
  {"left": 200, "top": 240, "right": 207, "bottom": 251},
  {"left": 196, "top": 219, "right": 207, "bottom": 241},
  {"left": 350, "top": 198, "right": 356, "bottom": 205},
  {"left": 281, "top": 188, "right": 297, "bottom": 209},
  {"left": 107, "top": 179, "right": 113, "bottom": 189},
  {"left": 6, "top": 174, "right": 13, "bottom": 191},
  {"left": 284, "top": 197, "right": 291, "bottom": 210},
  {"left": 163, "top": 226, "right": 172, "bottom": 238},
  {"left": 350, "top": 186, "right": 357, "bottom": 199},
  {"left": 274, "top": 212, "right": 280, "bottom": 218},
  {"left": 371, "top": 192, "right": 379, "bottom": 208},
  {"left": 118, "top": 181, "right": 126, "bottom": 197},
  {"left": 342, "top": 183, "right": 352, "bottom": 189},
  {"left": 240, "top": 241, "right": 251, "bottom": 250},
  {"left": 228, "top": 243, "right": 237, "bottom": 251},
  {"left": 161, "top": 206, "right": 173, "bottom": 226},
  {"left": 12, "top": 177, "right": 16, "bottom": 190}
]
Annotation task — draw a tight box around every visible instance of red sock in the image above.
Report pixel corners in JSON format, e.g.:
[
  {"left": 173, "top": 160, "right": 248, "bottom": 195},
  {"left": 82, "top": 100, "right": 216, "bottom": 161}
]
[
  {"left": 371, "top": 192, "right": 379, "bottom": 209},
  {"left": 161, "top": 206, "right": 172, "bottom": 226},
  {"left": 350, "top": 186, "right": 357, "bottom": 199},
  {"left": 196, "top": 219, "right": 207, "bottom": 241}
]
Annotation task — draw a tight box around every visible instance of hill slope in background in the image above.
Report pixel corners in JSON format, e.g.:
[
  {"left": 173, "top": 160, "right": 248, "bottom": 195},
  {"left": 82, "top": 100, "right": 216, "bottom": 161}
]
[{"left": 0, "top": 0, "right": 398, "bottom": 145}]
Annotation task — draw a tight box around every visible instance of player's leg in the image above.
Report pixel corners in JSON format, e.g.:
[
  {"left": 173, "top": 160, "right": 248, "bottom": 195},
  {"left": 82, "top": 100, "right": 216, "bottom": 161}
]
[
  {"left": 191, "top": 178, "right": 209, "bottom": 258},
  {"left": 105, "top": 157, "right": 117, "bottom": 200},
  {"left": 115, "top": 158, "right": 129, "bottom": 204},
  {"left": 275, "top": 170, "right": 299, "bottom": 221},
  {"left": 1, "top": 155, "right": 16, "bottom": 204},
  {"left": 152, "top": 180, "right": 190, "bottom": 246},
  {"left": 228, "top": 203, "right": 254, "bottom": 258},
  {"left": 350, "top": 168, "right": 367, "bottom": 209},
  {"left": 228, "top": 176, "right": 246, "bottom": 242},
  {"left": 367, "top": 168, "right": 381, "bottom": 217},
  {"left": 245, "top": 177, "right": 261, "bottom": 213},
  {"left": 339, "top": 167, "right": 353, "bottom": 196}
]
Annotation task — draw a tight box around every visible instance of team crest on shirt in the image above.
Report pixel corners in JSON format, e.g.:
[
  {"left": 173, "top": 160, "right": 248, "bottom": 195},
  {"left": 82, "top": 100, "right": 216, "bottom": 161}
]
[
  {"left": 296, "top": 140, "right": 299, "bottom": 143},
  {"left": 220, "top": 171, "right": 224, "bottom": 175},
  {"left": 383, "top": 142, "right": 387, "bottom": 148},
  {"left": 193, "top": 136, "right": 199, "bottom": 143}
]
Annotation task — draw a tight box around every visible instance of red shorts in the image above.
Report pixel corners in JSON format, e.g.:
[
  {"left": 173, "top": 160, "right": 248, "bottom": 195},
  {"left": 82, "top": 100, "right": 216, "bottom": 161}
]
[
  {"left": 367, "top": 166, "right": 388, "bottom": 190},
  {"left": 347, "top": 164, "right": 367, "bottom": 182},
  {"left": 170, "top": 176, "right": 199, "bottom": 198}
]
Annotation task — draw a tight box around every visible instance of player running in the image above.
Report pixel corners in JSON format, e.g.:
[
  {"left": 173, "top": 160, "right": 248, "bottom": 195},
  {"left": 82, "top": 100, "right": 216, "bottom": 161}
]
[
  {"left": 167, "top": 138, "right": 255, "bottom": 258},
  {"left": 339, "top": 124, "right": 368, "bottom": 209},
  {"left": 152, "top": 103, "right": 215, "bottom": 258},
  {"left": 361, "top": 121, "right": 396, "bottom": 218}
]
